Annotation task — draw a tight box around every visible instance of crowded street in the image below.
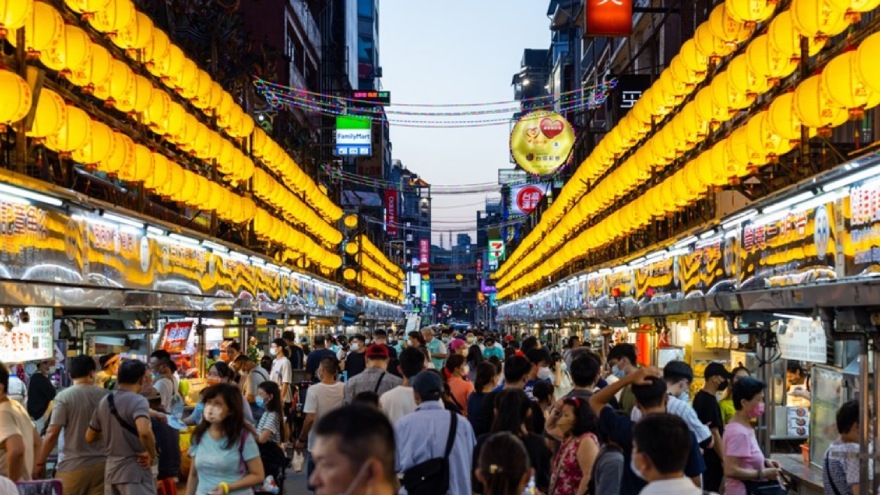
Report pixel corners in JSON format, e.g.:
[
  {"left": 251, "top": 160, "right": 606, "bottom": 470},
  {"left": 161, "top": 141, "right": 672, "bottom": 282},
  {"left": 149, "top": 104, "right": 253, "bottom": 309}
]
[{"left": 2, "top": 0, "right": 880, "bottom": 494}]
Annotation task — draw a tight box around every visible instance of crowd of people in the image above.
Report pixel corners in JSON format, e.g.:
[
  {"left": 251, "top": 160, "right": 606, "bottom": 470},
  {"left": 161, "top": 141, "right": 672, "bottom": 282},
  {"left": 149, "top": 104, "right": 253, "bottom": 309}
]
[{"left": 0, "top": 328, "right": 865, "bottom": 495}]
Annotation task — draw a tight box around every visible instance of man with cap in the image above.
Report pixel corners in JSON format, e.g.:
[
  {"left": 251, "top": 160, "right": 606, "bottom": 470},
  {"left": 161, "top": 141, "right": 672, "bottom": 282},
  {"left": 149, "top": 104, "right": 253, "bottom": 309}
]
[
  {"left": 343, "top": 344, "right": 402, "bottom": 405},
  {"left": 394, "top": 371, "right": 476, "bottom": 495},
  {"left": 692, "top": 362, "right": 733, "bottom": 492}
]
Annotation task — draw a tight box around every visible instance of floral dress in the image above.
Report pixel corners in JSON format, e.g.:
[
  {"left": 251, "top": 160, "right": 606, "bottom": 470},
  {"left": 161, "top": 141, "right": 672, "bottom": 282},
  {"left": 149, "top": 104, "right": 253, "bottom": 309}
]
[{"left": 549, "top": 432, "right": 598, "bottom": 495}]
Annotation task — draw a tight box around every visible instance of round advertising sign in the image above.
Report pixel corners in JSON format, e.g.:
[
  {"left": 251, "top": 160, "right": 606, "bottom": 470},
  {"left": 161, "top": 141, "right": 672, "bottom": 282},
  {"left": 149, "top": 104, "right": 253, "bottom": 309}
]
[
  {"left": 509, "top": 110, "right": 575, "bottom": 176},
  {"left": 515, "top": 185, "right": 544, "bottom": 215}
]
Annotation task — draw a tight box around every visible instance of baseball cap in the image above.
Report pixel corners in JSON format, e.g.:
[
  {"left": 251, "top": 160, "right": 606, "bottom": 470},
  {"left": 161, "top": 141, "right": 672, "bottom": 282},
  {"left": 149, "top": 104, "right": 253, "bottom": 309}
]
[
  {"left": 704, "top": 362, "right": 733, "bottom": 380},
  {"left": 504, "top": 335, "right": 515, "bottom": 342},
  {"left": 365, "top": 343, "right": 390, "bottom": 360},
  {"left": 411, "top": 371, "right": 443, "bottom": 399},
  {"left": 448, "top": 339, "right": 467, "bottom": 352}
]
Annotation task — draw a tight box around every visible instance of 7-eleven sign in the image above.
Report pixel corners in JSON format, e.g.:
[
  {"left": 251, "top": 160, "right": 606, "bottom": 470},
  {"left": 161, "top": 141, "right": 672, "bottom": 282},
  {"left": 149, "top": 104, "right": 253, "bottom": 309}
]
[{"left": 487, "top": 239, "right": 505, "bottom": 269}]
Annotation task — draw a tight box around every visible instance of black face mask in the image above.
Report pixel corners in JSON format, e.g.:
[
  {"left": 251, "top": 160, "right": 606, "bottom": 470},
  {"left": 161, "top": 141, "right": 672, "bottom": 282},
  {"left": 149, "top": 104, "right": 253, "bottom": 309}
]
[{"left": 718, "top": 380, "right": 729, "bottom": 392}]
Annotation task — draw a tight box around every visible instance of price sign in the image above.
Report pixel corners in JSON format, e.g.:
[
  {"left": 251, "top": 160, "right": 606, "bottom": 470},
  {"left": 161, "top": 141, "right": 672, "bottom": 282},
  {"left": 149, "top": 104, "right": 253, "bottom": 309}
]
[{"left": 162, "top": 321, "right": 193, "bottom": 354}]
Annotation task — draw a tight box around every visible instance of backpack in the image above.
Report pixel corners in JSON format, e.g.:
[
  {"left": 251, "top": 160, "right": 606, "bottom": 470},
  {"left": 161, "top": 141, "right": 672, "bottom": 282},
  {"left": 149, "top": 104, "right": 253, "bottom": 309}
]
[{"left": 402, "top": 411, "right": 457, "bottom": 495}]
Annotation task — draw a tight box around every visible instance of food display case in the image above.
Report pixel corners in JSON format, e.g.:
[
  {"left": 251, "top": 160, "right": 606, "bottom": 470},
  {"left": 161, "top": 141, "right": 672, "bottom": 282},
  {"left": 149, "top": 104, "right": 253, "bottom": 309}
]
[{"left": 809, "top": 365, "right": 848, "bottom": 468}]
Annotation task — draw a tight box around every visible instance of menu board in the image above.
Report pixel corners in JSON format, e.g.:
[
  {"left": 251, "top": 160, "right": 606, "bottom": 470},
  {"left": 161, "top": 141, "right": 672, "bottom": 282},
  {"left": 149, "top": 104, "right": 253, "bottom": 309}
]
[
  {"left": 0, "top": 307, "right": 54, "bottom": 363},
  {"left": 739, "top": 202, "right": 838, "bottom": 290},
  {"left": 161, "top": 321, "right": 194, "bottom": 354},
  {"left": 843, "top": 182, "right": 880, "bottom": 277},
  {"left": 777, "top": 319, "right": 827, "bottom": 364}
]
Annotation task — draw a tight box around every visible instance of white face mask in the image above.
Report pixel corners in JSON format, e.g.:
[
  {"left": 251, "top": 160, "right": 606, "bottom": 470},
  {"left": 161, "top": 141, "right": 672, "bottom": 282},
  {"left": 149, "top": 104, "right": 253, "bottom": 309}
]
[
  {"left": 47, "top": 366, "right": 56, "bottom": 375},
  {"left": 537, "top": 367, "right": 553, "bottom": 380},
  {"left": 350, "top": 343, "right": 360, "bottom": 352},
  {"left": 679, "top": 390, "right": 690, "bottom": 403},
  {"left": 462, "top": 365, "right": 470, "bottom": 376},
  {"left": 203, "top": 404, "right": 225, "bottom": 424},
  {"left": 630, "top": 455, "right": 646, "bottom": 480}
]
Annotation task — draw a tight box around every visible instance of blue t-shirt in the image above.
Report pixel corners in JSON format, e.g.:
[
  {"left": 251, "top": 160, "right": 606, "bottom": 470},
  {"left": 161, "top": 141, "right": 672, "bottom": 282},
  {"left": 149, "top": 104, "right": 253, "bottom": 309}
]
[{"left": 189, "top": 432, "right": 260, "bottom": 495}]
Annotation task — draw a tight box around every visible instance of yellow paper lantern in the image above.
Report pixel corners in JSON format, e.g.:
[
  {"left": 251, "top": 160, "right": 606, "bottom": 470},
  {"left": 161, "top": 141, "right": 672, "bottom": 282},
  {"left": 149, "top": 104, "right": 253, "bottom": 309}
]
[
  {"left": 725, "top": 0, "right": 776, "bottom": 24},
  {"left": 208, "top": 81, "right": 224, "bottom": 111},
  {"left": 695, "top": 23, "right": 731, "bottom": 62},
  {"left": 0, "top": 69, "right": 33, "bottom": 126},
  {"left": 9, "top": 1, "right": 63, "bottom": 56},
  {"left": 143, "top": 27, "right": 170, "bottom": 74},
  {"left": 161, "top": 44, "right": 185, "bottom": 83},
  {"left": 746, "top": 111, "right": 788, "bottom": 164},
  {"left": 660, "top": 68, "right": 688, "bottom": 97},
  {"left": 856, "top": 33, "right": 880, "bottom": 94},
  {"left": 711, "top": 71, "right": 751, "bottom": 113},
  {"left": 680, "top": 39, "right": 709, "bottom": 74},
  {"left": 88, "top": 0, "right": 134, "bottom": 33},
  {"left": 100, "top": 132, "right": 132, "bottom": 176},
  {"left": 127, "top": 74, "right": 154, "bottom": 114},
  {"left": 727, "top": 54, "right": 770, "bottom": 98},
  {"left": 791, "top": 0, "right": 848, "bottom": 40},
  {"left": 768, "top": 11, "right": 825, "bottom": 60},
  {"left": 72, "top": 120, "right": 114, "bottom": 166},
  {"left": 144, "top": 89, "right": 171, "bottom": 131},
  {"left": 176, "top": 58, "right": 199, "bottom": 97},
  {"left": 768, "top": 92, "right": 804, "bottom": 142},
  {"left": 28, "top": 88, "right": 66, "bottom": 138},
  {"left": 746, "top": 35, "right": 797, "bottom": 83},
  {"left": 827, "top": 0, "right": 880, "bottom": 19},
  {"left": 709, "top": 4, "right": 753, "bottom": 44},
  {"left": 68, "top": 42, "right": 112, "bottom": 90},
  {"left": 793, "top": 75, "right": 848, "bottom": 130},
  {"left": 823, "top": 51, "right": 873, "bottom": 119},
  {"left": 105, "top": 58, "right": 133, "bottom": 106},
  {"left": 695, "top": 86, "right": 725, "bottom": 123},
  {"left": 46, "top": 105, "right": 91, "bottom": 153},
  {"left": 727, "top": 124, "right": 758, "bottom": 176},
  {"left": 119, "top": 143, "right": 154, "bottom": 182},
  {"left": 193, "top": 69, "right": 213, "bottom": 109},
  {"left": 41, "top": 24, "right": 93, "bottom": 76},
  {"left": 1, "top": 0, "right": 32, "bottom": 36},
  {"left": 142, "top": 153, "right": 169, "bottom": 191},
  {"left": 116, "top": 11, "right": 152, "bottom": 50},
  {"left": 64, "top": 0, "right": 111, "bottom": 15}
]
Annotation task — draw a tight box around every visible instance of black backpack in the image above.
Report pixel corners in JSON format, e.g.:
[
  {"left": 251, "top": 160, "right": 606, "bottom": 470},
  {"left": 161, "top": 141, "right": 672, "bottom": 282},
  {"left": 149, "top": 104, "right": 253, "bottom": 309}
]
[{"left": 402, "top": 411, "right": 458, "bottom": 495}]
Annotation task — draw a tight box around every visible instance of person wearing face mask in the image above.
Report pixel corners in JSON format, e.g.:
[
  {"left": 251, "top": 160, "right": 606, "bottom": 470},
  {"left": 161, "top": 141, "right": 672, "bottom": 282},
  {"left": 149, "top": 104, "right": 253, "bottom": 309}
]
[
  {"left": 523, "top": 348, "right": 554, "bottom": 400},
  {"left": 445, "top": 355, "right": 475, "bottom": 416},
  {"left": 308, "top": 404, "right": 398, "bottom": 495},
  {"left": 186, "top": 383, "right": 264, "bottom": 495},
  {"left": 343, "top": 334, "right": 367, "bottom": 378},
  {"left": 692, "top": 362, "right": 733, "bottom": 492},
  {"left": 590, "top": 368, "right": 706, "bottom": 495},
  {"left": 86, "top": 359, "right": 158, "bottom": 495},
  {"left": 606, "top": 344, "right": 640, "bottom": 414},
  {"left": 631, "top": 361, "right": 713, "bottom": 452},
  {"left": 723, "top": 378, "right": 783, "bottom": 495},
  {"left": 232, "top": 355, "right": 270, "bottom": 418},
  {"left": 268, "top": 339, "right": 293, "bottom": 414},
  {"left": 206, "top": 362, "right": 255, "bottom": 425},
  {"left": 26, "top": 360, "right": 56, "bottom": 434},
  {"left": 305, "top": 335, "right": 335, "bottom": 382},
  {"left": 632, "top": 414, "right": 703, "bottom": 495},
  {"left": 34, "top": 355, "right": 108, "bottom": 491},
  {"left": 422, "top": 327, "right": 448, "bottom": 371},
  {"left": 254, "top": 381, "right": 289, "bottom": 491},
  {"left": 149, "top": 350, "right": 182, "bottom": 417},
  {"left": 296, "top": 356, "right": 346, "bottom": 485}
]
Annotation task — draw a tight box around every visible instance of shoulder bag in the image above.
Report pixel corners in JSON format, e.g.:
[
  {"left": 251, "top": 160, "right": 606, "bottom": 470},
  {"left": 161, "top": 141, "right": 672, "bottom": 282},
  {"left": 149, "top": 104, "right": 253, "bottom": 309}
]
[{"left": 402, "top": 411, "right": 458, "bottom": 495}]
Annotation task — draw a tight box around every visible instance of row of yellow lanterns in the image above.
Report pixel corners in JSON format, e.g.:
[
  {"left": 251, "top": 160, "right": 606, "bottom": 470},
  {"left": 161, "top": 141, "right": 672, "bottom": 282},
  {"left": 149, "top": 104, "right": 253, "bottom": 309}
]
[
  {"left": 253, "top": 208, "right": 343, "bottom": 270},
  {"left": 498, "top": 30, "right": 880, "bottom": 299},
  {"left": 1, "top": 0, "right": 343, "bottom": 225},
  {"left": 358, "top": 270, "right": 404, "bottom": 302},
  {"left": 253, "top": 169, "right": 342, "bottom": 246},
  {"left": 357, "top": 234, "right": 405, "bottom": 279},
  {"left": 496, "top": 0, "right": 876, "bottom": 291},
  {"left": 356, "top": 252, "right": 402, "bottom": 289}
]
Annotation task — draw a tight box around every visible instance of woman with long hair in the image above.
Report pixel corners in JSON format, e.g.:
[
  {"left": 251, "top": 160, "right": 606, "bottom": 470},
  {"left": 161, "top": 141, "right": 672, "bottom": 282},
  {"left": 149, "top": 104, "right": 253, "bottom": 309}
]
[
  {"left": 546, "top": 397, "right": 601, "bottom": 495},
  {"left": 467, "top": 362, "right": 498, "bottom": 431},
  {"left": 467, "top": 344, "right": 484, "bottom": 381},
  {"left": 482, "top": 389, "right": 551, "bottom": 494},
  {"left": 255, "top": 381, "right": 288, "bottom": 490},
  {"left": 205, "top": 362, "right": 255, "bottom": 424},
  {"left": 475, "top": 432, "right": 533, "bottom": 495},
  {"left": 186, "top": 383, "right": 265, "bottom": 495}
]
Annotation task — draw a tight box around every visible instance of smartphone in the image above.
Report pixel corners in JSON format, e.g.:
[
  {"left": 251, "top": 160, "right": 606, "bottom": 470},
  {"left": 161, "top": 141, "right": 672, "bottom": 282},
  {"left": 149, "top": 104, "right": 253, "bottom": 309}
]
[{"left": 522, "top": 474, "right": 536, "bottom": 495}]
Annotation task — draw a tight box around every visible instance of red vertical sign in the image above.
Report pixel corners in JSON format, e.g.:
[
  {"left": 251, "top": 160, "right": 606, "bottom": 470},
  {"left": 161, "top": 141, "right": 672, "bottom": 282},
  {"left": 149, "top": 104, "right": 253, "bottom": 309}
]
[
  {"left": 585, "top": 0, "right": 633, "bottom": 37},
  {"left": 419, "top": 239, "right": 430, "bottom": 264},
  {"left": 385, "top": 190, "right": 398, "bottom": 236},
  {"left": 161, "top": 321, "right": 193, "bottom": 354}
]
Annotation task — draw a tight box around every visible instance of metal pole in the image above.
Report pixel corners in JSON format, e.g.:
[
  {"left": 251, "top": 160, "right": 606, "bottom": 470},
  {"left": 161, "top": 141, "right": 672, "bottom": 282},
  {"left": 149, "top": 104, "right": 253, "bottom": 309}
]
[
  {"left": 758, "top": 329, "right": 772, "bottom": 456},
  {"left": 866, "top": 337, "right": 877, "bottom": 495}
]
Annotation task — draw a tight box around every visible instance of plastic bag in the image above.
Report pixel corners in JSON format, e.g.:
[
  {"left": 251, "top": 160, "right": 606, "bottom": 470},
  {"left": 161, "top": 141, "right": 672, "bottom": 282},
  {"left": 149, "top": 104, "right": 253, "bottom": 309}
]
[
  {"left": 292, "top": 451, "right": 305, "bottom": 473},
  {"left": 261, "top": 475, "right": 280, "bottom": 494}
]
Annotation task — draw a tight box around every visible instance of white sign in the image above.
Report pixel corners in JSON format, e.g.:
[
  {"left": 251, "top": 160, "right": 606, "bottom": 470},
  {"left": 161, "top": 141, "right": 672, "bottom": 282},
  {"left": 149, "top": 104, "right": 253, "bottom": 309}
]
[
  {"left": 777, "top": 319, "right": 827, "bottom": 364},
  {"left": 335, "top": 129, "right": 372, "bottom": 156},
  {"left": 0, "top": 307, "right": 54, "bottom": 363}
]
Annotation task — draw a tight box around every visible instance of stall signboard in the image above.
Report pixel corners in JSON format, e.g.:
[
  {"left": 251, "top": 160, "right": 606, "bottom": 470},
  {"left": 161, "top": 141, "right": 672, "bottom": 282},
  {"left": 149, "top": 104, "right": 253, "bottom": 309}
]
[
  {"left": 509, "top": 184, "right": 546, "bottom": 216},
  {"left": 738, "top": 202, "right": 838, "bottom": 290},
  {"left": 0, "top": 307, "right": 53, "bottom": 363},
  {"left": 487, "top": 240, "right": 505, "bottom": 270},
  {"left": 587, "top": 274, "right": 606, "bottom": 302},
  {"left": 161, "top": 321, "right": 194, "bottom": 354},
  {"left": 776, "top": 319, "right": 827, "bottom": 364},
  {"left": 606, "top": 269, "right": 635, "bottom": 298},
  {"left": 634, "top": 257, "right": 678, "bottom": 300},
  {"left": 843, "top": 180, "right": 880, "bottom": 277},
  {"left": 679, "top": 239, "right": 734, "bottom": 297},
  {"left": 509, "top": 111, "right": 575, "bottom": 176}
]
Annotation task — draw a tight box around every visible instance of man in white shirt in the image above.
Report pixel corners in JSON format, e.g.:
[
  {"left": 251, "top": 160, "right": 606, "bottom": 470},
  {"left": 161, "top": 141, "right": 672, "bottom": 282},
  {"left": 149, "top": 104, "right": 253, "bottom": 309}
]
[
  {"left": 269, "top": 338, "right": 293, "bottom": 406},
  {"left": 295, "top": 356, "right": 345, "bottom": 485},
  {"left": 631, "top": 361, "right": 712, "bottom": 449},
  {"left": 0, "top": 362, "right": 39, "bottom": 481},
  {"left": 380, "top": 347, "right": 424, "bottom": 424},
  {"left": 148, "top": 350, "right": 179, "bottom": 415},
  {"left": 632, "top": 413, "right": 702, "bottom": 495}
]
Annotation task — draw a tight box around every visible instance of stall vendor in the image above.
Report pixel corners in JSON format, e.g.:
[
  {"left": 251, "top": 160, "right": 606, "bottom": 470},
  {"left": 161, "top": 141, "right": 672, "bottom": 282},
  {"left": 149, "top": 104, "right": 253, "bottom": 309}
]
[
  {"left": 786, "top": 361, "right": 811, "bottom": 407},
  {"left": 96, "top": 353, "right": 119, "bottom": 390}
]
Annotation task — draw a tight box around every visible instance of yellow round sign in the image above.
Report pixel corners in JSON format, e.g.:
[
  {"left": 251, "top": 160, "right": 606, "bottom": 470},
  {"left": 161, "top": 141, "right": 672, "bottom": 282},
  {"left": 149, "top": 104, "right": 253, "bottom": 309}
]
[{"left": 510, "top": 110, "right": 575, "bottom": 176}]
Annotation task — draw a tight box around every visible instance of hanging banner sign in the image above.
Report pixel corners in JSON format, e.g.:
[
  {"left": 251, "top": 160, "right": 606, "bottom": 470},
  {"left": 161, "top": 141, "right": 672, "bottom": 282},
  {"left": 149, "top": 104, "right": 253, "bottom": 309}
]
[
  {"left": 487, "top": 239, "right": 505, "bottom": 270},
  {"left": 585, "top": 0, "right": 634, "bottom": 37},
  {"left": 161, "top": 321, "right": 194, "bottom": 354},
  {"left": 510, "top": 184, "right": 546, "bottom": 216},
  {"left": 509, "top": 111, "right": 575, "bottom": 176},
  {"left": 385, "top": 190, "right": 398, "bottom": 237},
  {"left": 419, "top": 239, "right": 430, "bottom": 264},
  {"left": 634, "top": 258, "right": 678, "bottom": 300},
  {"left": 777, "top": 319, "right": 827, "bottom": 364},
  {"left": 844, "top": 181, "right": 880, "bottom": 277}
]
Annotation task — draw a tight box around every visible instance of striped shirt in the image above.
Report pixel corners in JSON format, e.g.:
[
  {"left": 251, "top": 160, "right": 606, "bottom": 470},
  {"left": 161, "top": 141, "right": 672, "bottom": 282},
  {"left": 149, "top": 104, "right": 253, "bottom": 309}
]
[
  {"left": 631, "top": 395, "right": 712, "bottom": 445},
  {"left": 256, "top": 411, "right": 282, "bottom": 444}
]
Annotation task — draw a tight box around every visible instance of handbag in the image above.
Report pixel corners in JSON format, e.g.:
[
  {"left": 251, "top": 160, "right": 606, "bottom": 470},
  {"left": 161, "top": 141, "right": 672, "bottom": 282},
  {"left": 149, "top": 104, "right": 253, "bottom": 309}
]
[
  {"left": 742, "top": 479, "right": 787, "bottom": 495},
  {"left": 402, "top": 411, "right": 457, "bottom": 495}
]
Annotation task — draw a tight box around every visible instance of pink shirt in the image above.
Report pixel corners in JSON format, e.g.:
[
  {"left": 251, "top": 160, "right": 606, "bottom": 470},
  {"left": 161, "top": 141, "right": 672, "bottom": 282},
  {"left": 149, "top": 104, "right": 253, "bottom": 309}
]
[{"left": 723, "top": 421, "right": 766, "bottom": 495}]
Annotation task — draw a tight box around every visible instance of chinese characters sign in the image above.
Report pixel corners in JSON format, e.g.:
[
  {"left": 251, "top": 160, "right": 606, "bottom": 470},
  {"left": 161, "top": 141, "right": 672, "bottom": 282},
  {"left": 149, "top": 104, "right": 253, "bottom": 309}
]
[
  {"left": 419, "top": 239, "right": 430, "bottom": 264},
  {"left": 385, "top": 190, "right": 398, "bottom": 237},
  {"left": 586, "top": 0, "right": 633, "bottom": 37},
  {"left": 0, "top": 307, "right": 53, "bottom": 364},
  {"left": 161, "top": 321, "right": 194, "bottom": 354},
  {"left": 509, "top": 111, "right": 575, "bottom": 176},
  {"left": 510, "top": 184, "right": 546, "bottom": 216}
]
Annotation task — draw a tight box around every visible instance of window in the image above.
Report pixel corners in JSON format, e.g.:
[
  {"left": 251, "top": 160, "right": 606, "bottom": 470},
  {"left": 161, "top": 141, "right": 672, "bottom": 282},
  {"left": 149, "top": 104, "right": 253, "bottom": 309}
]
[{"left": 358, "top": 0, "right": 373, "bottom": 19}]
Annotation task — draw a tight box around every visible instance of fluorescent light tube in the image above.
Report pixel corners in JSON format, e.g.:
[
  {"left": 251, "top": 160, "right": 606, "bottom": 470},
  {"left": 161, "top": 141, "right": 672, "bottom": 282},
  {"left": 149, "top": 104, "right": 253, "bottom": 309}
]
[
  {"left": 824, "top": 164, "right": 880, "bottom": 192},
  {"left": 646, "top": 250, "right": 665, "bottom": 259},
  {"left": 762, "top": 191, "right": 815, "bottom": 214},
  {"left": 201, "top": 240, "right": 230, "bottom": 253},
  {"left": 101, "top": 212, "right": 145, "bottom": 230},
  {"left": 721, "top": 209, "right": 758, "bottom": 230},
  {"left": 672, "top": 236, "right": 697, "bottom": 249},
  {"left": 0, "top": 183, "right": 63, "bottom": 207},
  {"left": 169, "top": 233, "right": 201, "bottom": 246},
  {"left": 699, "top": 229, "right": 717, "bottom": 239},
  {"left": 696, "top": 234, "right": 721, "bottom": 248},
  {"left": 791, "top": 190, "right": 847, "bottom": 214},
  {"left": 1, "top": 195, "right": 29, "bottom": 206},
  {"left": 249, "top": 256, "right": 266, "bottom": 265},
  {"left": 147, "top": 226, "right": 166, "bottom": 236},
  {"left": 227, "top": 251, "right": 250, "bottom": 262},
  {"left": 752, "top": 209, "right": 790, "bottom": 228}
]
